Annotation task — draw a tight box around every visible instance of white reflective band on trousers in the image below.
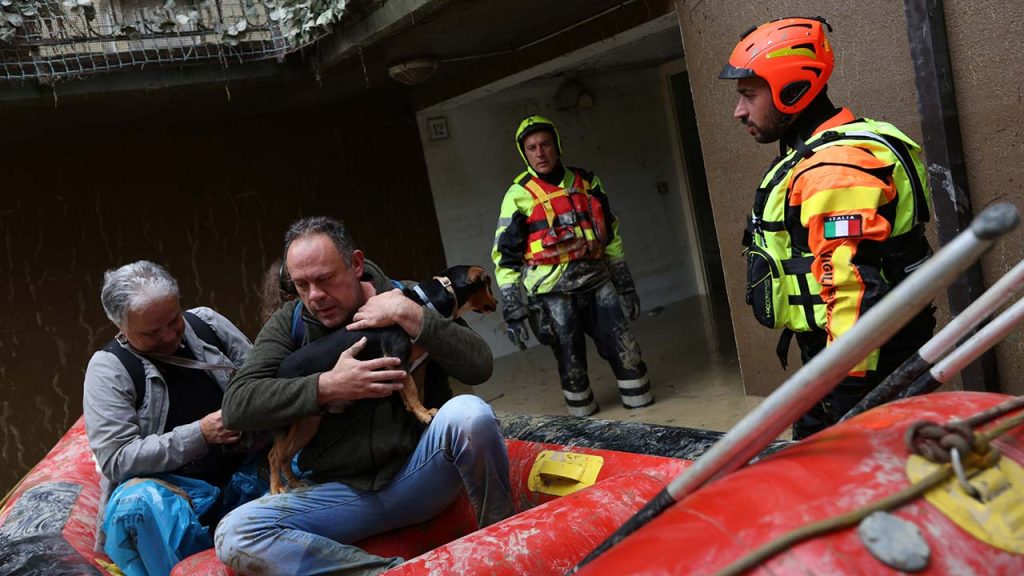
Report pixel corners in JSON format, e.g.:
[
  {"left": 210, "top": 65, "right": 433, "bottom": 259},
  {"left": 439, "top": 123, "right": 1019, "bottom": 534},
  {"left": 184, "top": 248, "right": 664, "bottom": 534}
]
[
  {"left": 563, "top": 388, "right": 599, "bottom": 416},
  {"left": 563, "top": 389, "right": 593, "bottom": 401},
  {"left": 616, "top": 376, "right": 649, "bottom": 389},
  {"left": 618, "top": 376, "right": 652, "bottom": 407},
  {"left": 567, "top": 402, "right": 599, "bottom": 417}
]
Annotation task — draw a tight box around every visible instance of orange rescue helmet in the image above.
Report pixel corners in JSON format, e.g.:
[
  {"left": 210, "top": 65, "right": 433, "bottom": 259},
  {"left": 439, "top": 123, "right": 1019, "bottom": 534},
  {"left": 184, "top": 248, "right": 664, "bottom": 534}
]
[{"left": 719, "top": 16, "right": 834, "bottom": 115}]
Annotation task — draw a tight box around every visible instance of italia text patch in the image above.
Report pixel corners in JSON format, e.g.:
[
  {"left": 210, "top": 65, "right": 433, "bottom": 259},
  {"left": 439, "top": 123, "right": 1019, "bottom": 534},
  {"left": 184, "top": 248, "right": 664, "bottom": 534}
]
[{"left": 823, "top": 215, "right": 863, "bottom": 239}]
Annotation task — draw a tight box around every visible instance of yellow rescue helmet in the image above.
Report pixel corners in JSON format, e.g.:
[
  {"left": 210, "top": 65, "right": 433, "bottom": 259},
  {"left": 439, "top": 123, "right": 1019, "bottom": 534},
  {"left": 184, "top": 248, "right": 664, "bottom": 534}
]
[{"left": 515, "top": 115, "right": 563, "bottom": 166}]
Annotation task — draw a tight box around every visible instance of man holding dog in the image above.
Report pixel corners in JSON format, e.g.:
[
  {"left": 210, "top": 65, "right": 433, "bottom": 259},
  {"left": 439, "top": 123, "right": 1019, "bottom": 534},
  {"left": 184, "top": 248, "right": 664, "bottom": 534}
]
[
  {"left": 83, "top": 260, "right": 254, "bottom": 576},
  {"left": 720, "top": 16, "right": 935, "bottom": 439},
  {"left": 493, "top": 115, "right": 653, "bottom": 417},
  {"left": 215, "top": 216, "right": 513, "bottom": 575}
]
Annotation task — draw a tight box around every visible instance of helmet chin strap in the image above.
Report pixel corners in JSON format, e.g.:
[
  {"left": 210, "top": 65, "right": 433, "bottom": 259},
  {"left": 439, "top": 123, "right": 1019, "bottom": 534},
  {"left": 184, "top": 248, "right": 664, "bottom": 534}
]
[{"left": 776, "top": 112, "right": 801, "bottom": 153}]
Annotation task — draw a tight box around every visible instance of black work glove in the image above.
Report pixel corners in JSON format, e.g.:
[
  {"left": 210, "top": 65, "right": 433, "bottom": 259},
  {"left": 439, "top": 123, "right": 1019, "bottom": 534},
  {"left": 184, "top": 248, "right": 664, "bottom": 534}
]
[
  {"left": 609, "top": 260, "right": 641, "bottom": 321},
  {"left": 506, "top": 319, "right": 530, "bottom": 350},
  {"left": 501, "top": 285, "right": 530, "bottom": 350}
]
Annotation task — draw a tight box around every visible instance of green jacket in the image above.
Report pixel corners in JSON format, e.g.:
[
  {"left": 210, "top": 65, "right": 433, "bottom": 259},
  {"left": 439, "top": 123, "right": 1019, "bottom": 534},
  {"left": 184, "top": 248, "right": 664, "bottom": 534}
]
[{"left": 222, "top": 260, "right": 493, "bottom": 490}]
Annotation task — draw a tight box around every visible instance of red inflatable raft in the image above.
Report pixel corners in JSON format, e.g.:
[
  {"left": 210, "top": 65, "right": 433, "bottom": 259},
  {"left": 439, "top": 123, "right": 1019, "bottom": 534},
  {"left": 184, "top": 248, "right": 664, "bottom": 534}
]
[
  {"left": 3, "top": 393, "right": 1022, "bottom": 575},
  {"left": 0, "top": 415, "right": 690, "bottom": 575},
  {"left": 575, "top": 392, "right": 1024, "bottom": 575},
  {"left": 0, "top": 417, "right": 112, "bottom": 575}
]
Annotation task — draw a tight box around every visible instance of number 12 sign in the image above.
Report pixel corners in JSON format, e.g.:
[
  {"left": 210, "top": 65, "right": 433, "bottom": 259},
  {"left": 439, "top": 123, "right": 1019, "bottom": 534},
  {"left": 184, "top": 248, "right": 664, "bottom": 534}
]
[{"left": 427, "top": 117, "right": 450, "bottom": 141}]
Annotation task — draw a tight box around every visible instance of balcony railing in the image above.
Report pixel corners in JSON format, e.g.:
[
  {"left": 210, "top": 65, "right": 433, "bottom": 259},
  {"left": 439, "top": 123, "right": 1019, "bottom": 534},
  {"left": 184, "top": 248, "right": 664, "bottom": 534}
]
[{"left": 0, "top": 0, "right": 349, "bottom": 80}]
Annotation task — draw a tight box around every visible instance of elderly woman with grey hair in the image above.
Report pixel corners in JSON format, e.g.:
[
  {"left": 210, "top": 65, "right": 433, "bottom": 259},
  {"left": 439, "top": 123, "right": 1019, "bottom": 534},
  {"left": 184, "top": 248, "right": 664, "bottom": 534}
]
[{"left": 82, "top": 260, "right": 254, "bottom": 576}]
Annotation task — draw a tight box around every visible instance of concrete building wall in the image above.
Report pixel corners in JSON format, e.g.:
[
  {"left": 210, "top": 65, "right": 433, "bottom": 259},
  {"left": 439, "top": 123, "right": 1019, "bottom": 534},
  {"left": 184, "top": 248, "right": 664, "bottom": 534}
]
[
  {"left": 418, "top": 66, "right": 700, "bottom": 357},
  {"left": 945, "top": 0, "right": 1024, "bottom": 393},
  {"left": 674, "top": 0, "right": 1024, "bottom": 395},
  {"left": 0, "top": 90, "right": 445, "bottom": 496}
]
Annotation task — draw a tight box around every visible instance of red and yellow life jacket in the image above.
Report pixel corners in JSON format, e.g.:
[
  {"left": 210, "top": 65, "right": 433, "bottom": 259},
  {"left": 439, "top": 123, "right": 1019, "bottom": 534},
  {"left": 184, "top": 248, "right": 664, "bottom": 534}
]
[{"left": 521, "top": 170, "right": 607, "bottom": 266}]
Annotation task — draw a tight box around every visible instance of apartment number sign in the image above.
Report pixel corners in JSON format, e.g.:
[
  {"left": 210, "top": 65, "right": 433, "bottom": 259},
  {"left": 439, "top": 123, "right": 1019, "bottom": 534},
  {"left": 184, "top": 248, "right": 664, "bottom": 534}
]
[{"left": 427, "top": 117, "right": 450, "bottom": 140}]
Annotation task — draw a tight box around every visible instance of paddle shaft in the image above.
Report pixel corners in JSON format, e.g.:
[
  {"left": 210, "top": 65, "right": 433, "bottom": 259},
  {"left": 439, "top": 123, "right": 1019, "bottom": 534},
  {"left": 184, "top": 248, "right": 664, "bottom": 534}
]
[
  {"left": 900, "top": 294, "right": 1024, "bottom": 397},
  {"left": 841, "top": 256, "right": 1024, "bottom": 421}
]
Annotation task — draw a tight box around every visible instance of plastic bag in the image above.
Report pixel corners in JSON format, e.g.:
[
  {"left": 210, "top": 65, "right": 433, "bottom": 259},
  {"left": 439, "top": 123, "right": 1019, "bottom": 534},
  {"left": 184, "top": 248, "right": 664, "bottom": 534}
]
[
  {"left": 102, "top": 475, "right": 218, "bottom": 576},
  {"left": 220, "top": 456, "right": 270, "bottom": 514}
]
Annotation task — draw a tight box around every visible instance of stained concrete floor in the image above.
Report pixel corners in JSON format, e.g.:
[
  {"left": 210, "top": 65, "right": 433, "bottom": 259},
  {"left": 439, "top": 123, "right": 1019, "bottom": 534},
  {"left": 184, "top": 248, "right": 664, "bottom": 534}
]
[{"left": 455, "top": 295, "right": 786, "bottom": 438}]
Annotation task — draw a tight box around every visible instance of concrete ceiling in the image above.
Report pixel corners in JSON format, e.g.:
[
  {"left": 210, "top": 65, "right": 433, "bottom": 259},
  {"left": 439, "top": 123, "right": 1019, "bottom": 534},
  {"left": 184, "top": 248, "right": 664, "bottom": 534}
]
[
  {"left": 370, "top": 0, "right": 679, "bottom": 109},
  {"left": 371, "top": 0, "right": 634, "bottom": 64},
  {"left": 316, "top": 0, "right": 655, "bottom": 81},
  {"left": 409, "top": 8, "right": 682, "bottom": 113},
  {"left": 537, "top": 24, "right": 684, "bottom": 79}
]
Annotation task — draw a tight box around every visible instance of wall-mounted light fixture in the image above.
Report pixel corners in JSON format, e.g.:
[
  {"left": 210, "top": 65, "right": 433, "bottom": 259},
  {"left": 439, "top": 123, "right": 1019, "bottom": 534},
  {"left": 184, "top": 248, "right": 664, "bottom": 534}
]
[
  {"left": 554, "top": 79, "right": 594, "bottom": 111},
  {"left": 387, "top": 59, "right": 439, "bottom": 86}
]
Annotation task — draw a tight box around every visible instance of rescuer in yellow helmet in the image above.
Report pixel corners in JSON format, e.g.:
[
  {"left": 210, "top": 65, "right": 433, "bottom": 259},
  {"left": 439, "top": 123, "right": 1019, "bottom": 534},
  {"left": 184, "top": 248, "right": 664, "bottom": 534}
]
[{"left": 492, "top": 115, "right": 652, "bottom": 417}]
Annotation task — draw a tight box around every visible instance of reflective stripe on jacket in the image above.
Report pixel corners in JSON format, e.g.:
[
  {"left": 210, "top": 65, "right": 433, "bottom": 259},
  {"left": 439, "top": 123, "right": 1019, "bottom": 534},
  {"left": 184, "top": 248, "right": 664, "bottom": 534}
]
[
  {"left": 747, "top": 110, "right": 930, "bottom": 375},
  {"left": 493, "top": 167, "right": 623, "bottom": 294}
]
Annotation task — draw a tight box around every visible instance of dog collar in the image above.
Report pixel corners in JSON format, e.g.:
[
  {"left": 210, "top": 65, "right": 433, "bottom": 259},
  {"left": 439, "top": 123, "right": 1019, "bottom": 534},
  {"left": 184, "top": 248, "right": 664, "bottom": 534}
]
[
  {"left": 433, "top": 276, "right": 455, "bottom": 297},
  {"left": 410, "top": 277, "right": 456, "bottom": 318}
]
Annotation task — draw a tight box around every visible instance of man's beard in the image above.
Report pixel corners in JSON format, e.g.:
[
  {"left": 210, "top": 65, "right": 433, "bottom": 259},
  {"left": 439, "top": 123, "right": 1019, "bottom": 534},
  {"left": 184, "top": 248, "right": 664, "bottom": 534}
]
[{"left": 745, "top": 117, "right": 788, "bottom": 144}]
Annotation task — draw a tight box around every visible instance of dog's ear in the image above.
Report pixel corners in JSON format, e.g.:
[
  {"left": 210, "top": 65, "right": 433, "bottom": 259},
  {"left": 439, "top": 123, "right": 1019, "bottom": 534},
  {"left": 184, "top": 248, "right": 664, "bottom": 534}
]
[
  {"left": 467, "top": 265, "right": 488, "bottom": 285},
  {"left": 464, "top": 266, "right": 498, "bottom": 314}
]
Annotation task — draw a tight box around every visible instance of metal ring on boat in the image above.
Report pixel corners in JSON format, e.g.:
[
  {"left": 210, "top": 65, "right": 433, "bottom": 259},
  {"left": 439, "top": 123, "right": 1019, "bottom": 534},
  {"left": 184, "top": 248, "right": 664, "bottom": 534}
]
[{"left": 950, "top": 447, "right": 980, "bottom": 498}]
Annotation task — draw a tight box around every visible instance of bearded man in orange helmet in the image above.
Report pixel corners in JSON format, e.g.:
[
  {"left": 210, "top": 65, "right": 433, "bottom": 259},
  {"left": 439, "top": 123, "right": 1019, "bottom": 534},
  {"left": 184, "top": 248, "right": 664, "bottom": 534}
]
[{"left": 720, "top": 16, "right": 936, "bottom": 439}]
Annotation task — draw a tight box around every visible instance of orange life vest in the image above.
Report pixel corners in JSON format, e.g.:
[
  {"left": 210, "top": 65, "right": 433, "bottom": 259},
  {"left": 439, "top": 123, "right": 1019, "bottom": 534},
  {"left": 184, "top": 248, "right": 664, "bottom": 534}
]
[{"left": 521, "top": 170, "right": 607, "bottom": 265}]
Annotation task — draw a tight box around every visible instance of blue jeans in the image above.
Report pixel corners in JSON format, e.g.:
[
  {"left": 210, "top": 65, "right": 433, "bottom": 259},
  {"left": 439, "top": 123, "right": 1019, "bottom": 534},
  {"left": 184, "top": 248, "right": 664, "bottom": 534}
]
[{"left": 214, "top": 395, "right": 514, "bottom": 576}]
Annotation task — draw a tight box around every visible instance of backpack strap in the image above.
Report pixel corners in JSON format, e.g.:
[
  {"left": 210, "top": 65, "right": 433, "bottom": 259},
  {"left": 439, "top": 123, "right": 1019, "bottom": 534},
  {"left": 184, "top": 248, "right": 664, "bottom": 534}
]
[
  {"left": 102, "top": 310, "right": 227, "bottom": 410},
  {"left": 290, "top": 302, "right": 306, "bottom": 347},
  {"left": 827, "top": 129, "right": 931, "bottom": 226},
  {"left": 101, "top": 339, "right": 147, "bottom": 410},
  {"left": 184, "top": 311, "right": 225, "bottom": 351},
  {"left": 753, "top": 134, "right": 837, "bottom": 225}
]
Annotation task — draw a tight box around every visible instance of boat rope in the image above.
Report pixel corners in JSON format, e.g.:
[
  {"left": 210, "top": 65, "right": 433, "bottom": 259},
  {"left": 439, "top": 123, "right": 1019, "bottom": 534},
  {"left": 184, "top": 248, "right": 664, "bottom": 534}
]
[
  {"left": 905, "top": 394, "right": 1024, "bottom": 463},
  {"left": 905, "top": 419, "right": 977, "bottom": 463},
  {"left": 964, "top": 395, "right": 1024, "bottom": 427},
  {"left": 712, "top": 400, "right": 1024, "bottom": 576}
]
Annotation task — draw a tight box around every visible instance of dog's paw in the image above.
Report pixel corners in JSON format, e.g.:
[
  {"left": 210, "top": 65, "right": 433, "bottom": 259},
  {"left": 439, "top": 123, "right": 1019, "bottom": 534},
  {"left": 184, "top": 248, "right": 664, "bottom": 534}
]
[{"left": 415, "top": 408, "right": 437, "bottom": 425}]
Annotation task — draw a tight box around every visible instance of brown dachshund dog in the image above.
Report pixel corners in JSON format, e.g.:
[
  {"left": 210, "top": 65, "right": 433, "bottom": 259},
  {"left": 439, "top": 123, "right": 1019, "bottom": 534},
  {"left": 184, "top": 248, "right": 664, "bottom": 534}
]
[{"left": 268, "top": 265, "right": 497, "bottom": 494}]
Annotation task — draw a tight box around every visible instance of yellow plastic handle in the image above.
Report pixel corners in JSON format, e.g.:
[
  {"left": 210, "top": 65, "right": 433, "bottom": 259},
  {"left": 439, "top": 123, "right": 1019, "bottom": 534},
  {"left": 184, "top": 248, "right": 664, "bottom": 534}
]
[{"left": 538, "top": 459, "right": 586, "bottom": 482}]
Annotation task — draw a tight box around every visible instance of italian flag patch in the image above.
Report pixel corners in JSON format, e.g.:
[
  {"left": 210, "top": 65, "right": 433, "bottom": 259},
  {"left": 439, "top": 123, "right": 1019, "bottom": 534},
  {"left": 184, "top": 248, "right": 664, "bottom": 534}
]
[{"left": 823, "top": 215, "right": 863, "bottom": 239}]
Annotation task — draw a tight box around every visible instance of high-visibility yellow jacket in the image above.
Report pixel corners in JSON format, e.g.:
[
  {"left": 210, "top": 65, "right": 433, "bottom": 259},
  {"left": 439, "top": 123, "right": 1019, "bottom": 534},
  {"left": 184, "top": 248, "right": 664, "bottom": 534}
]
[
  {"left": 745, "top": 109, "right": 931, "bottom": 376},
  {"left": 493, "top": 166, "right": 624, "bottom": 295}
]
